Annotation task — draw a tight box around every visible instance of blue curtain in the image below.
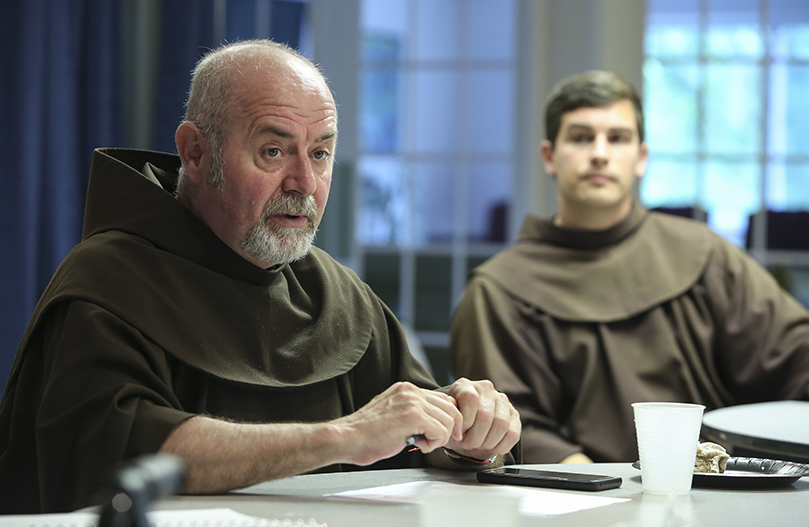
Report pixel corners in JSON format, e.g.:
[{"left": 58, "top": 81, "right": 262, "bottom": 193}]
[
  {"left": 268, "top": 0, "right": 305, "bottom": 49},
  {"left": 152, "top": 1, "right": 217, "bottom": 154},
  {"left": 0, "top": 0, "right": 123, "bottom": 390},
  {"left": 0, "top": 0, "right": 305, "bottom": 393}
]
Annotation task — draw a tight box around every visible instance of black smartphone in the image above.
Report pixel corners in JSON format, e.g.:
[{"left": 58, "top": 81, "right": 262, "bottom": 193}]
[{"left": 476, "top": 467, "right": 622, "bottom": 491}]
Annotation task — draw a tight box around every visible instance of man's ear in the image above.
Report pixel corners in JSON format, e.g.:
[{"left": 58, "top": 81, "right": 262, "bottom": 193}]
[
  {"left": 540, "top": 140, "right": 556, "bottom": 177},
  {"left": 635, "top": 142, "right": 649, "bottom": 180},
  {"left": 176, "top": 122, "right": 208, "bottom": 183}
]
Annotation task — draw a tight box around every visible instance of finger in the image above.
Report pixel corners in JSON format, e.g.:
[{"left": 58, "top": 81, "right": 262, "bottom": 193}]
[
  {"left": 419, "top": 389, "right": 464, "bottom": 441},
  {"left": 486, "top": 404, "right": 522, "bottom": 455},
  {"left": 459, "top": 389, "right": 520, "bottom": 452},
  {"left": 477, "top": 404, "right": 512, "bottom": 451},
  {"left": 411, "top": 415, "right": 454, "bottom": 453},
  {"left": 418, "top": 395, "right": 465, "bottom": 451},
  {"left": 422, "top": 389, "right": 462, "bottom": 415},
  {"left": 449, "top": 378, "right": 483, "bottom": 435},
  {"left": 390, "top": 387, "right": 462, "bottom": 452},
  {"left": 351, "top": 383, "right": 453, "bottom": 454},
  {"left": 458, "top": 395, "right": 494, "bottom": 449}
]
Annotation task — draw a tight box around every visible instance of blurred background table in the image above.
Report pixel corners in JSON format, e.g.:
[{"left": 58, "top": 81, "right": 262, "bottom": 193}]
[{"left": 702, "top": 400, "right": 809, "bottom": 462}]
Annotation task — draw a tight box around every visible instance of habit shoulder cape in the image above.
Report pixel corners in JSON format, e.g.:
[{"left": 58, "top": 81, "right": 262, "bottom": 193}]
[
  {"left": 0, "top": 148, "right": 436, "bottom": 513},
  {"left": 451, "top": 204, "right": 809, "bottom": 464}
]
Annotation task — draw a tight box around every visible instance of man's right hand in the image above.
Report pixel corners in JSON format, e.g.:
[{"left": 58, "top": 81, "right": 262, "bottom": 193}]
[
  {"left": 160, "top": 381, "right": 485, "bottom": 494},
  {"left": 331, "top": 382, "right": 465, "bottom": 466}
]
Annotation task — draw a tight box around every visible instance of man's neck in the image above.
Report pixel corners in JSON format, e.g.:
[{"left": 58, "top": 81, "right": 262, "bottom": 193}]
[
  {"left": 177, "top": 193, "right": 279, "bottom": 269},
  {"left": 553, "top": 199, "right": 633, "bottom": 231}
]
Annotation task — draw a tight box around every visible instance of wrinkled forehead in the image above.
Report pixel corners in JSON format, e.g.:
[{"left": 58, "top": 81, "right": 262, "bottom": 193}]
[{"left": 229, "top": 55, "right": 336, "bottom": 124}]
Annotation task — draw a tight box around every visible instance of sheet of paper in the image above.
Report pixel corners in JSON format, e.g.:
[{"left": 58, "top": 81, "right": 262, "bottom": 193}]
[
  {"left": 328, "top": 480, "right": 629, "bottom": 516},
  {"left": 0, "top": 507, "right": 301, "bottom": 527}
]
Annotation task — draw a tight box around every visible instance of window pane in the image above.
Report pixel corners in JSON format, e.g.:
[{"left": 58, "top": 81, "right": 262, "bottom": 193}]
[
  {"left": 706, "top": 24, "right": 763, "bottom": 58},
  {"left": 362, "top": 31, "right": 403, "bottom": 63},
  {"left": 767, "top": 163, "right": 809, "bottom": 211},
  {"left": 645, "top": 0, "right": 700, "bottom": 58},
  {"left": 363, "top": 253, "right": 401, "bottom": 315},
  {"left": 768, "top": 62, "right": 788, "bottom": 156},
  {"left": 784, "top": 65, "right": 809, "bottom": 156},
  {"left": 771, "top": 0, "right": 809, "bottom": 60},
  {"left": 707, "top": 0, "right": 763, "bottom": 58},
  {"left": 357, "top": 156, "right": 407, "bottom": 246},
  {"left": 640, "top": 158, "right": 698, "bottom": 207},
  {"left": 703, "top": 161, "right": 761, "bottom": 245},
  {"left": 414, "top": 162, "right": 456, "bottom": 245},
  {"left": 466, "top": 162, "right": 511, "bottom": 243},
  {"left": 705, "top": 64, "right": 762, "bottom": 155},
  {"left": 360, "top": 64, "right": 403, "bottom": 153},
  {"left": 415, "top": 255, "right": 452, "bottom": 331},
  {"left": 465, "top": 69, "right": 513, "bottom": 155},
  {"left": 769, "top": 63, "right": 809, "bottom": 157},
  {"left": 644, "top": 61, "right": 699, "bottom": 154},
  {"left": 361, "top": 0, "right": 408, "bottom": 55},
  {"left": 772, "top": 24, "right": 809, "bottom": 60},
  {"left": 414, "top": 70, "right": 459, "bottom": 153},
  {"left": 468, "top": 0, "right": 515, "bottom": 60},
  {"left": 415, "top": 0, "right": 460, "bottom": 61}
]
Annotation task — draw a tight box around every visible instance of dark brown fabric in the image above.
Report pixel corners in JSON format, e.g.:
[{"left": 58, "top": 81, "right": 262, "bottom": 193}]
[
  {"left": 0, "top": 148, "right": 437, "bottom": 514},
  {"left": 451, "top": 204, "right": 809, "bottom": 464}
]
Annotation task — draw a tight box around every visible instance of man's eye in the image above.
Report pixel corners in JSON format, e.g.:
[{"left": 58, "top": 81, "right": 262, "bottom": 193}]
[
  {"left": 610, "top": 135, "right": 631, "bottom": 143},
  {"left": 570, "top": 135, "right": 591, "bottom": 143},
  {"left": 265, "top": 148, "right": 281, "bottom": 157},
  {"left": 313, "top": 150, "right": 330, "bottom": 161}
]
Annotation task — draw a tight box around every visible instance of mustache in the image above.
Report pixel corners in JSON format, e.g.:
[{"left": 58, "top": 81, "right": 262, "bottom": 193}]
[{"left": 262, "top": 193, "right": 318, "bottom": 224}]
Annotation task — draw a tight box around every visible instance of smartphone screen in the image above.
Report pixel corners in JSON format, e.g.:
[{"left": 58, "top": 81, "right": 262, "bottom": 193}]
[{"left": 477, "top": 467, "right": 622, "bottom": 491}]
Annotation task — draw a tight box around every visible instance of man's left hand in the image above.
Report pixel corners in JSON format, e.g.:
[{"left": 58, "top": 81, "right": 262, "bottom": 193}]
[{"left": 444, "top": 377, "right": 521, "bottom": 460}]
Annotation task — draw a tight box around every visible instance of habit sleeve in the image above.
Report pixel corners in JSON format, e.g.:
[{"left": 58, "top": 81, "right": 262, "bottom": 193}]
[
  {"left": 704, "top": 239, "right": 809, "bottom": 403},
  {"left": 15, "top": 301, "right": 194, "bottom": 513}
]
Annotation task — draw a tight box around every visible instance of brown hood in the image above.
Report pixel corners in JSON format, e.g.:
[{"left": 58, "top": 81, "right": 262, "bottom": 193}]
[{"left": 473, "top": 203, "right": 713, "bottom": 322}]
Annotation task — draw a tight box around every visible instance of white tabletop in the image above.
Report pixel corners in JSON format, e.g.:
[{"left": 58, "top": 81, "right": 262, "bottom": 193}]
[
  {"left": 151, "top": 464, "right": 809, "bottom": 527},
  {"left": 702, "top": 400, "right": 809, "bottom": 460}
]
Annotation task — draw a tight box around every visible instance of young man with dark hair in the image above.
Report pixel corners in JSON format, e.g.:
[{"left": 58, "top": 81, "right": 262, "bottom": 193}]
[{"left": 451, "top": 70, "right": 809, "bottom": 465}]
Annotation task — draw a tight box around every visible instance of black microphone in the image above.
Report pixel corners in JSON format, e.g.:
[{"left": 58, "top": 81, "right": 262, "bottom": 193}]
[{"left": 98, "top": 454, "right": 186, "bottom": 527}]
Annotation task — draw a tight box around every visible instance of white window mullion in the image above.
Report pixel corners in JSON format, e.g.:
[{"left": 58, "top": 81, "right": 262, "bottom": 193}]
[
  {"left": 751, "top": 0, "right": 772, "bottom": 262},
  {"left": 398, "top": 0, "right": 419, "bottom": 327},
  {"left": 452, "top": 4, "right": 471, "bottom": 314}
]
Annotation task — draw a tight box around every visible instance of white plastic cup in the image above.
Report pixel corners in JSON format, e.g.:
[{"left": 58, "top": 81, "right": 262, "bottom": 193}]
[{"left": 632, "top": 402, "right": 705, "bottom": 495}]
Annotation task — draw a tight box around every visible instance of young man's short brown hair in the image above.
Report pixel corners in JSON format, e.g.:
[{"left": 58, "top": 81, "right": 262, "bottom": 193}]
[{"left": 544, "top": 70, "right": 644, "bottom": 147}]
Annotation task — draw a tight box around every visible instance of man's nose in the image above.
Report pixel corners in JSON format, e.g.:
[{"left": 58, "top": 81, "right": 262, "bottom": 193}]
[
  {"left": 591, "top": 135, "right": 609, "bottom": 165},
  {"left": 282, "top": 151, "right": 317, "bottom": 196}
]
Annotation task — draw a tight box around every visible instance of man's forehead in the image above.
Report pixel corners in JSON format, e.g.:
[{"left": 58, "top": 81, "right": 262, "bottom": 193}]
[
  {"left": 229, "top": 54, "right": 336, "bottom": 116},
  {"left": 231, "top": 83, "right": 335, "bottom": 117},
  {"left": 229, "top": 79, "right": 337, "bottom": 141},
  {"left": 561, "top": 101, "right": 637, "bottom": 132},
  {"left": 253, "top": 122, "right": 338, "bottom": 143}
]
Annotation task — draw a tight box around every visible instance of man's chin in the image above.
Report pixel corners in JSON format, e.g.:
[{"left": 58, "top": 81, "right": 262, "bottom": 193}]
[
  {"left": 577, "top": 188, "right": 628, "bottom": 206},
  {"left": 240, "top": 231, "right": 315, "bottom": 266}
]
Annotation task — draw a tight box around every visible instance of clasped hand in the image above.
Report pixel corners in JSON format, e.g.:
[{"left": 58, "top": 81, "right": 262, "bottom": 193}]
[{"left": 336, "top": 378, "right": 520, "bottom": 466}]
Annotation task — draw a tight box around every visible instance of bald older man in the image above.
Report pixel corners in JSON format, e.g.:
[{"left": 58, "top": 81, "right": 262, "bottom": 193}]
[{"left": 0, "top": 40, "right": 520, "bottom": 514}]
